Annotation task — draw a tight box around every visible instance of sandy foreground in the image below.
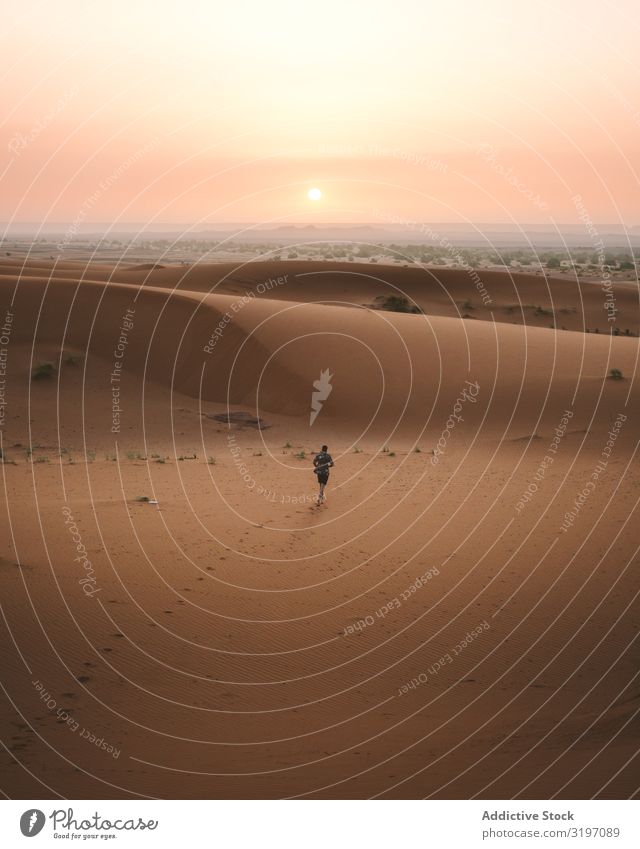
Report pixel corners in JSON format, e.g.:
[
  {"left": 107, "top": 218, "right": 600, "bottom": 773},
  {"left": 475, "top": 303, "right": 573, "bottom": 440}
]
[{"left": 0, "top": 258, "right": 639, "bottom": 799}]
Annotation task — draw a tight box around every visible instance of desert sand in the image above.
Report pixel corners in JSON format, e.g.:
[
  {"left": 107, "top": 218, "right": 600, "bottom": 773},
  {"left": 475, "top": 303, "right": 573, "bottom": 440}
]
[{"left": 1, "top": 257, "right": 638, "bottom": 798}]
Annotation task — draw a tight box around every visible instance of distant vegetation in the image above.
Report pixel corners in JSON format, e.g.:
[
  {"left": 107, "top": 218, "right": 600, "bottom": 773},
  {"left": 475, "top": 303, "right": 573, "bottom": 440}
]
[{"left": 2, "top": 235, "right": 638, "bottom": 277}]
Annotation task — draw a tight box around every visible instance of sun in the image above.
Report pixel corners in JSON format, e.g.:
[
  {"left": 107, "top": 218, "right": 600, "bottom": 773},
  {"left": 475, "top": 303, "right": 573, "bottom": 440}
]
[{"left": 307, "top": 187, "right": 322, "bottom": 201}]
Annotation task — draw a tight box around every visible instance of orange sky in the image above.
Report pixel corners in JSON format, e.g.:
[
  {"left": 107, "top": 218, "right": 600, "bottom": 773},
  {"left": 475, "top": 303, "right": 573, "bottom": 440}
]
[{"left": 2, "top": 0, "right": 639, "bottom": 230}]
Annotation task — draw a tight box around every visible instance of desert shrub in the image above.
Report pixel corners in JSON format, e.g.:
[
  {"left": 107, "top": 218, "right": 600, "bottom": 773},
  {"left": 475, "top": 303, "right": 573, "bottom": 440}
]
[
  {"left": 378, "top": 295, "right": 423, "bottom": 314},
  {"left": 608, "top": 368, "right": 624, "bottom": 380},
  {"left": 32, "top": 362, "right": 55, "bottom": 380}
]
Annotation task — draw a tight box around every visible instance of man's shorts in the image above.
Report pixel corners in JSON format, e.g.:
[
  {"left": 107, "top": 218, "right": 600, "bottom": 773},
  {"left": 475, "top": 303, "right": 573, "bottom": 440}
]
[{"left": 316, "top": 472, "right": 329, "bottom": 485}]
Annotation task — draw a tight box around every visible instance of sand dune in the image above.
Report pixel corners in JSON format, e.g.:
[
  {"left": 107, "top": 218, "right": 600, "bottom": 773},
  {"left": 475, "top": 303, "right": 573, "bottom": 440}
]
[
  {"left": 1, "top": 259, "right": 638, "bottom": 798},
  {"left": 4, "top": 256, "right": 638, "bottom": 331}
]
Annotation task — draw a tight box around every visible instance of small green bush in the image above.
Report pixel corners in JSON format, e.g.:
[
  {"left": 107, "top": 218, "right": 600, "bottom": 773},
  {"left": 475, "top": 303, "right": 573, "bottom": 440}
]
[
  {"left": 378, "top": 295, "right": 422, "bottom": 314},
  {"left": 32, "top": 362, "right": 55, "bottom": 380}
]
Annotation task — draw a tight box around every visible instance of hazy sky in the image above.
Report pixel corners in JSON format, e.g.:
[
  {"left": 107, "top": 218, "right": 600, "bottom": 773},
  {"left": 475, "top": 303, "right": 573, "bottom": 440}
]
[{"left": 2, "top": 0, "right": 639, "bottom": 230}]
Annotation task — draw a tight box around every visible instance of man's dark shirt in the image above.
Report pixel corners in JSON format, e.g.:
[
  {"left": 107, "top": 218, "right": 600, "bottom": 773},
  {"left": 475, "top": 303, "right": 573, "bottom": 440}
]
[{"left": 314, "top": 452, "right": 333, "bottom": 474}]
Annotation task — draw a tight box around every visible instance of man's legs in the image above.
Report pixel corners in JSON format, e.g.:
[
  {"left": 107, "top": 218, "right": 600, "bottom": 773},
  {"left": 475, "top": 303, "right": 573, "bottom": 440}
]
[{"left": 317, "top": 476, "right": 327, "bottom": 504}]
